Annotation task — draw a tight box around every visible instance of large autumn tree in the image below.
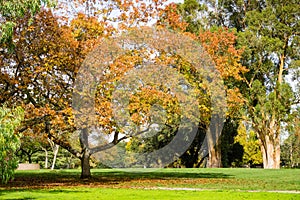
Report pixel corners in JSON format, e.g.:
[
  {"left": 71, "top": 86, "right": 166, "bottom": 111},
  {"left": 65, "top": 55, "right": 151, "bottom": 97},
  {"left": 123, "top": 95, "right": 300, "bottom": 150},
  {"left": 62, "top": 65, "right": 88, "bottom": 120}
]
[
  {"left": 1, "top": 9, "right": 86, "bottom": 176},
  {"left": 2, "top": 0, "right": 190, "bottom": 178}
]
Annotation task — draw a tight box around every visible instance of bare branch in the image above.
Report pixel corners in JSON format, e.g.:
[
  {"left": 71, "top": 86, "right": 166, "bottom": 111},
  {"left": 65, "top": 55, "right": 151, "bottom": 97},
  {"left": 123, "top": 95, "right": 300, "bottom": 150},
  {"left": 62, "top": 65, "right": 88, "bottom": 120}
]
[{"left": 90, "top": 127, "right": 151, "bottom": 154}]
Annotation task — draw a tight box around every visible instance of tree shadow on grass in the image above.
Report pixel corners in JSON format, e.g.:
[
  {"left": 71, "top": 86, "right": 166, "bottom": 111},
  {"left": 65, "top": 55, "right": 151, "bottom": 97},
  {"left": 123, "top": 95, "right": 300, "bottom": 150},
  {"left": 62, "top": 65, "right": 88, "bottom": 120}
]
[
  {"left": 0, "top": 169, "right": 233, "bottom": 190},
  {"left": 47, "top": 189, "right": 89, "bottom": 193},
  {"left": 92, "top": 170, "right": 231, "bottom": 179}
]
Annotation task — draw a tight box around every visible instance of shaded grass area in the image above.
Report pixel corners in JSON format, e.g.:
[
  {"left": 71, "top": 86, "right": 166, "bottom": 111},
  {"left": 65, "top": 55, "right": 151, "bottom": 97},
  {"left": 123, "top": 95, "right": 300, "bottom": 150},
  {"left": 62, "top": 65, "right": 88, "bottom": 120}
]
[
  {"left": 0, "top": 168, "right": 299, "bottom": 199},
  {"left": 1, "top": 168, "right": 299, "bottom": 190},
  {"left": 92, "top": 168, "right": 300, "bottom": 190}
]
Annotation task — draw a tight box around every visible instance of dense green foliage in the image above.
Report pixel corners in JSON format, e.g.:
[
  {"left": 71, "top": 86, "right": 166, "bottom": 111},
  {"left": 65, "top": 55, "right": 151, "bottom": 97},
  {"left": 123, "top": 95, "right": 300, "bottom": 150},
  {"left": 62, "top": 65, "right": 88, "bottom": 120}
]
[{"left": 0, "top": 105, "right": 24, "bottom": 184}]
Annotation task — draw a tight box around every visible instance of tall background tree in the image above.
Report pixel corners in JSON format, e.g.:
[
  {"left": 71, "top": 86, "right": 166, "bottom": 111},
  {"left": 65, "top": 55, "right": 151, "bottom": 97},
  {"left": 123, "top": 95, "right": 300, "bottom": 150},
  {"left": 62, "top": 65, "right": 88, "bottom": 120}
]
[
  {"left": 175, "top": 0, "right": 299, "bottom": 169},
  {"left": 236, "top": 0, "right": 299, "bottom": 169}
]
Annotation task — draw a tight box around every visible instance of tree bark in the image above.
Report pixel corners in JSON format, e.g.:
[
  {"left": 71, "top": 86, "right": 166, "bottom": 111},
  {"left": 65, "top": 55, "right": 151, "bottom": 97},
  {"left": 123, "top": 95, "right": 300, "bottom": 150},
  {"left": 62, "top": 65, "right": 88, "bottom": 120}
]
[
  {"left": 51, "top": 144, "right": 59, "bottom": 170},
  {"left": 27, "top": 153, "right": 32, "bottom": 163},
  {"left": 259, "top": 132, "right": 280, "bottom": 169},
  {"left": 42, "top": 147, "right": 48, "bottom": 169},
  {"left": 207, "top": 142, "right": 222, "bottom": 168},
  {"left": 80, "top": 128, "right": 91, "bottom": 179},
  {"left": 80, "top": 149, "right": 91, "bottom": 179},
  {"left": 206, "top": 115, "right": 223, "bottom": 168}
]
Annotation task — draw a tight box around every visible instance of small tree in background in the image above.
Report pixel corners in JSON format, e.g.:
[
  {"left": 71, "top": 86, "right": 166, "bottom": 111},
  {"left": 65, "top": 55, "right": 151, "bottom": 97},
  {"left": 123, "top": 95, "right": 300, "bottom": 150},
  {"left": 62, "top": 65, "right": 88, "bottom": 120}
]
[
  {"left": 234, "top": 122, "right": 262, "bottom": 167},
  {"left": 0, "top": 105, "right": 24, "bottom": 184},
  {"left": 281, "top": 108, "right": 300, "bottom": 168}
]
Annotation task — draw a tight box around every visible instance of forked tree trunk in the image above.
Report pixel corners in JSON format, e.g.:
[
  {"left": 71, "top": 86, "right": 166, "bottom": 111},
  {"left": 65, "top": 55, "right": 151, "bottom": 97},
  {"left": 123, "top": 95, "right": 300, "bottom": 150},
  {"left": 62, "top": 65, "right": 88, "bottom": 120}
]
[
  {"left": 80, "top": 149, "right": 91, "bottom": 179},
  {"left": 48, "top": 138, "right": 60, "bottom": 170},
  {"left": 260, "top": 52, "right": 285, "bottom": 169}
]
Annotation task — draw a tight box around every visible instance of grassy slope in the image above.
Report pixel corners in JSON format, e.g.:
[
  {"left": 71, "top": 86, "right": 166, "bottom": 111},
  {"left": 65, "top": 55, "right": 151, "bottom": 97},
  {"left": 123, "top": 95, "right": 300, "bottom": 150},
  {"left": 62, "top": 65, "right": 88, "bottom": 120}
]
[{"left": 0, "top": 168, "right": 299, "bottom": 199}]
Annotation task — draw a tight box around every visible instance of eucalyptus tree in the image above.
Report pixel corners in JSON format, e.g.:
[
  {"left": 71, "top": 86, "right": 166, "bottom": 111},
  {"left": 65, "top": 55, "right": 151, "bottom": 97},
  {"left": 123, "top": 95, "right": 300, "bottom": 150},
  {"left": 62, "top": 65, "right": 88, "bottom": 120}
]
[{"left": 206, "top": 0, "right": 299, "bottom": 168}]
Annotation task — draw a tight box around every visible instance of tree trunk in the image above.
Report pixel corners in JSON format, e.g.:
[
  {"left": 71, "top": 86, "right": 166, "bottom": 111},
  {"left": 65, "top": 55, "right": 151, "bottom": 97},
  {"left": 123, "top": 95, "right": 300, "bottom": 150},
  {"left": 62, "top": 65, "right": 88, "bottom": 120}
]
[
  {"left": 28, "top": 153, "right": 32, "bottom": 164},
  {"left": 260, "top": 134, "right": 280, "bottom": 169},
  {"left": 206, "top": 115, "right": 223, "bottom": 168},
  {"left": 289, "top": 141, "right": 294, "bottom": 168},
  {"left": 51, "top": 144, "right": 59, "bottom": 170},
  {"left": 42, "top": 147, "right": 48, "bottom": 169},
  {"left": 258, "top": 58, "right": 283, "bottom": 169},
  {"left": 80, "top": 128, "right": 91, "bottom": 179},
  {"left": 261, "top": 51, "right": 285, "bottom": 169},
  {"left": 80, "top": 149, "right": 91, "bottom": 179},
  {"left": 207, "top": 143, "right": 222, "bottom": 168}
]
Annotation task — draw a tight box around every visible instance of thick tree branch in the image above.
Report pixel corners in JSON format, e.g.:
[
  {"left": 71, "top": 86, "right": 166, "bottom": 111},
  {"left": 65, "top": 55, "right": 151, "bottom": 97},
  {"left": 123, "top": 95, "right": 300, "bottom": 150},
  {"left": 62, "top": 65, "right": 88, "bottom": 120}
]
[
  {"left": 45, "top": 121, "right": 82, "bottom": 159},
  {"left": 18, "top": 114, "right": 51, "bottom": 133}
]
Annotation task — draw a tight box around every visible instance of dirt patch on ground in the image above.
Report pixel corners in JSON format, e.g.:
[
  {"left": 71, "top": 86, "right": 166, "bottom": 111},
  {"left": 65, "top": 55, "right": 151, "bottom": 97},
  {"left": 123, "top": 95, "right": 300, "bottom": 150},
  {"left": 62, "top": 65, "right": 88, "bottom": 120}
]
[
  {"left": 0, "top": 175, "right": 234, "bottom": 190},
  {"left": 1, "top": 176, "right": 299, "bottom": 194}
]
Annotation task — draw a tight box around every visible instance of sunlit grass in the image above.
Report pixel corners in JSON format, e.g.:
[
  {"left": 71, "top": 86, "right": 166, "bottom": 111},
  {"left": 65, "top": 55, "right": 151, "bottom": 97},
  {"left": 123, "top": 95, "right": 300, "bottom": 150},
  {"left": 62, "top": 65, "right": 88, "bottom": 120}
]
[
  {"left": 0, "top": 168, "right": 299, "bottom": 199},
  {"left": 0, "top": 188, "right": 299, "bottom": 200}
]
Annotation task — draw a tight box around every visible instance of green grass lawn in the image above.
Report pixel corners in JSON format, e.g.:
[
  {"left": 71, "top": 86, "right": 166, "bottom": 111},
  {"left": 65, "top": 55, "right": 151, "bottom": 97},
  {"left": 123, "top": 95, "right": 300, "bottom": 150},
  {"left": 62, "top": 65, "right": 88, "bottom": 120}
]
[
  {"left": 0, "top": 188, "right": 299, "bottom": 200},
  {"left": 0, "top": 168, "right": 299, "bottom": 199}
]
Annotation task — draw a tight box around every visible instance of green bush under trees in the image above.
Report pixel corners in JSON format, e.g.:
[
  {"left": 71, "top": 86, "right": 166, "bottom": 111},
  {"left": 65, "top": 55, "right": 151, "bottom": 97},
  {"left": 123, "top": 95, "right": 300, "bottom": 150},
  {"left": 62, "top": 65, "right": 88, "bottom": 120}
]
[{"left": 0, "top": 105, "right": 24, "bottom": 184}]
